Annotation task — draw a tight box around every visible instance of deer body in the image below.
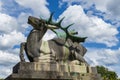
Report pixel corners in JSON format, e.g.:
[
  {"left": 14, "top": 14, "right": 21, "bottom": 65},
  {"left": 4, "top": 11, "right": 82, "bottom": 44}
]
[{"left": 20, "top": 15, "right": 87, "bottom": 63}]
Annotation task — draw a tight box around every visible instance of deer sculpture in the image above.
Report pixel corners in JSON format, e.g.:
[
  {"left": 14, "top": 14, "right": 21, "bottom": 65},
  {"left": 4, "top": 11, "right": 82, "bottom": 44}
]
[{"left": 20, "top": 13, "right": 87, "bottom": 64}]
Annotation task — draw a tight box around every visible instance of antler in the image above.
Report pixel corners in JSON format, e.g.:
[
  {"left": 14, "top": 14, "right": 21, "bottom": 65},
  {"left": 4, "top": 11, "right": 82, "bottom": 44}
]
[
  {"left": 65, "top": 24, "right": 87, "bottom": 42},
  {"left": 53, "top": 17, "right": 87, "bottom": 43},
  {"left": 40, "top": 13, "right": 87, "bottom": 43}
]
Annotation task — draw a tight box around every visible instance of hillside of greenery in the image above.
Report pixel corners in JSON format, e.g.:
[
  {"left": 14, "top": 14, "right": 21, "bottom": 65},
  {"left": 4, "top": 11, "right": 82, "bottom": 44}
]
[{"left": 97, "top": 66, "right": 120, "bottom": 80}]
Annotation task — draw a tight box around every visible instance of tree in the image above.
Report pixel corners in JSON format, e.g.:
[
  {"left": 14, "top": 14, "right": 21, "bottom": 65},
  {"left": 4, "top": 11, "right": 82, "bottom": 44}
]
[{"left": 97, "top": 66, "right": 118, "bottom": 80}]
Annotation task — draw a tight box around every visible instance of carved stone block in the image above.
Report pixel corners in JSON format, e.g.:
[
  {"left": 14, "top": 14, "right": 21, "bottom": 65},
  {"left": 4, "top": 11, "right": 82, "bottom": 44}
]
[
  {"left": 5, "top": 62, "right": 72, "bottom": 80},
  {"left": 5, "top": 62, "right": 102, "bottom": 80}
]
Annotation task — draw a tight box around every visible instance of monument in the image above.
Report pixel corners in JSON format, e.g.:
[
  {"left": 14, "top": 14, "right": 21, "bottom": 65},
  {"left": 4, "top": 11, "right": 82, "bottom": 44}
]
[{"left": 5, "top": 13, "right": 102, "bottom": 80}]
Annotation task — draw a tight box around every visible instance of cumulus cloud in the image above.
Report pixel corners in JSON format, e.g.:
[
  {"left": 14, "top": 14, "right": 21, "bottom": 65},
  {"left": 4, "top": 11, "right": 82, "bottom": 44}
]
[
  {"left": 0, "top": 31, "right": 26, "bottom": 49},
  {"left": 106, "top": 0, "right": 120, "bottom": 21},
  {"left": 0, "top": 66, "right": 12, "bottom": 78},
  {"left": 0, "top": 12, "right": 31, "bottom": 34},
  {"left": 0, "top": 50, "right": 20, "bottom": 78},
  {"left": 83, "top": 0, "right": 120, "bottom": 26},
  {"left": 0, "top": 51, "right": 19, "bottom": 65},
  {"left": 0, "top": 13, "right": 18, "bottom": 33},
  {"left": 107, "top": 0, "right": 120, "bottom": 16},
  {"left": 60, "top": 0, "right": 120, "bottom": 27},
  {"left": 0, "top": 12, "right": 26, "bottom": 78},
  {"left": 59, "top": 0, "right": 82, "bottom": 7},
  {"left": 0, "top": 29, "right": 30, "bottom": 78},
  {"left": 85, "top": 47, "right": 120, "bottom": 77},
  {"left": 85, "top": 48, "right": 119, "bottom": 66},
  {"left": 59, "top": 5, "right": 118, "bottom": 47},
  {"left": 60, "top": 0, "right": 110, "bottom": 11},
  {"left": 84, "top": 0, "right": 110, "bottom": 11},
  {"left": 15, "top": 0, "right": 50, "bottom": 18},
  {"left": 88, "top": 17, "right": 118, "bottom": 47},
  {"left": 17, "top": 12, "right": 30, "bottom": 29}
]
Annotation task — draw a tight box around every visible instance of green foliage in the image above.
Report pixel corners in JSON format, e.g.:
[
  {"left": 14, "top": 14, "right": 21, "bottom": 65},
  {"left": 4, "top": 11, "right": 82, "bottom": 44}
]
[{"left": 97, "top": 66, "right": 119, "bottom": 80}]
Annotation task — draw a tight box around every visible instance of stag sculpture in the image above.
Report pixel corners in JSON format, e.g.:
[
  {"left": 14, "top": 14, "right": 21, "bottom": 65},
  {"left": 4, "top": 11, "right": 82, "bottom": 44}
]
[{"left": 20, "top": 13, "right": 87, "bottom": 64}]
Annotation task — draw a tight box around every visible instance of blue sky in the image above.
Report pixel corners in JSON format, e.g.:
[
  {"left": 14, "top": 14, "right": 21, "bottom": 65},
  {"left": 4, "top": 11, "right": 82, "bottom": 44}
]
[{"left": 0, "top": 0, "right": 120, "bottom": 78}]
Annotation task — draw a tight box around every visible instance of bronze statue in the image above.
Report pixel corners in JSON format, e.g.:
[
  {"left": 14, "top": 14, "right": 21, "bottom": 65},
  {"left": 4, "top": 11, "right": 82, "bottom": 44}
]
[{"left": 20, "top": 13, "right": 87, "bottom": 64}]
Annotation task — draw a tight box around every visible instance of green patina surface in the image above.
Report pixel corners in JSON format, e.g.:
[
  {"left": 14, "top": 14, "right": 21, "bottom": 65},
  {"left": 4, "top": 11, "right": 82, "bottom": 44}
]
[{"left": 40, "top": 13, "right": 87, "bottom": 43}]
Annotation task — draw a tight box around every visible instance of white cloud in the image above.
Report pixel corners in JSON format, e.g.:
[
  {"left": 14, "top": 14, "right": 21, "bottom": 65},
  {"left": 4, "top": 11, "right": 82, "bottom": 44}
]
[
  {"left": 88, "top": 17, "right": 118, "bottom": 47},
  {"left": 0, "top": 11, "right": 28, "bottom": 50},
  {"left": 0, "top": 50, "right": 20, "bottom": 78},
  {"left": 85, "top": 47, "right": 120, "bottom": 77},
  {"left": 59, "top": 5, "right": 118, "bottom": 47},
  {"left": 15, "top": 0, "right": 50, "bottom": 18},
  {"left": 0, "top": 31, "right": 26, "bottom": 49},
  {"left": 0, "top": 12, "right": 26, "bottom": 50},
  {"left": 59, "top": 0, "right": 82, "bottom": 7},
  {"left": 60, "top": 0, "right": 120, "bottom": 27},
  {"left": 85, "top": 48, "right": 119, "bottom": 66},
  {"left": 0, "top": 50, "right": 19, "bottom": 64},
  {"left": 0, "top": 66, "right": 12, "bottom": 78},
  {"left": 83, "top": 0, "right": 120, "bottom": 26},
  {"left": 0, "top": 12, "right": 31, "bottom": 34},
  {"left": 0, "top": 4, "right": 28, "bottom": 78},
  {"left": 84, "top": 0, "right": 110, "bottom": 11},
  {"left": 17, "top": 12, "right": 30, "bottom": 29},
  {"left": 106, "top": 0, "right": 120, "bottom": 18},
  {"left": 60, "top": 0, "right": 110, "bottom": 11},
  {"left": 0, "top": 13, "right": 18, "bottom": 33}
]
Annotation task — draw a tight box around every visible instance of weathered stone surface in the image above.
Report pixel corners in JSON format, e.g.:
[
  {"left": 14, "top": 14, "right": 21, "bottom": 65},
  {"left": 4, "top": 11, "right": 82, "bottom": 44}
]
[
  {"left": 5, "top": 14, "right": 102, "bottom": 80},
  {"left": 5, "top": 62, "right": 102, "bottom": 80},
  {"left": 5, "top": 62, "right": 72, "bottom": 80}
]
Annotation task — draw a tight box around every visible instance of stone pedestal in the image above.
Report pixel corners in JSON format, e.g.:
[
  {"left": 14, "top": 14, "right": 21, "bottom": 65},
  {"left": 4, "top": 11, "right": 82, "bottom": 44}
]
[
  {"left": 5, "top": 62, "right": 101, "bottom": 80},
  {"left": 5, "top": 62, "right": 72, "bottom": 80}
]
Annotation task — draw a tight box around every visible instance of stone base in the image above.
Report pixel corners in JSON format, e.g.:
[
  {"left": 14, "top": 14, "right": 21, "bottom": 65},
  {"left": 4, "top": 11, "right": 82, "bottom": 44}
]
[
  {"left": 5, "top": 72, "right": 71, "bottom": 80},
  {"left": 5, "top": 62, "right": 102, "bottom": 80},
  {"left": 5, "top": 62, "right": 72, "bottom": 80}
]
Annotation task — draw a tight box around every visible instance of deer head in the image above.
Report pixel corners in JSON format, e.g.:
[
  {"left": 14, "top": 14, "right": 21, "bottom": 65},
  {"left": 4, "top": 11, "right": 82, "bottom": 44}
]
[{"left": 28, "top": 13, "right": 59, "bottom": 30}]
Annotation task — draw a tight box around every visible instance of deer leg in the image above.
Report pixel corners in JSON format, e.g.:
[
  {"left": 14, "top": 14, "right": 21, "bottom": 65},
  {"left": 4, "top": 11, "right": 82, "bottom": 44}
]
[{"left": 20, "top": 42, "right": 26, "bottom": 62}]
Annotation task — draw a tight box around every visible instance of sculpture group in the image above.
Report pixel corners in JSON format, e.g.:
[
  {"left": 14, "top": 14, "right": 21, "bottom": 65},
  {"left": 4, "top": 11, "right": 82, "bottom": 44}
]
[{"left": 20, "top": 13, "right": 87, "bottom": 64}]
